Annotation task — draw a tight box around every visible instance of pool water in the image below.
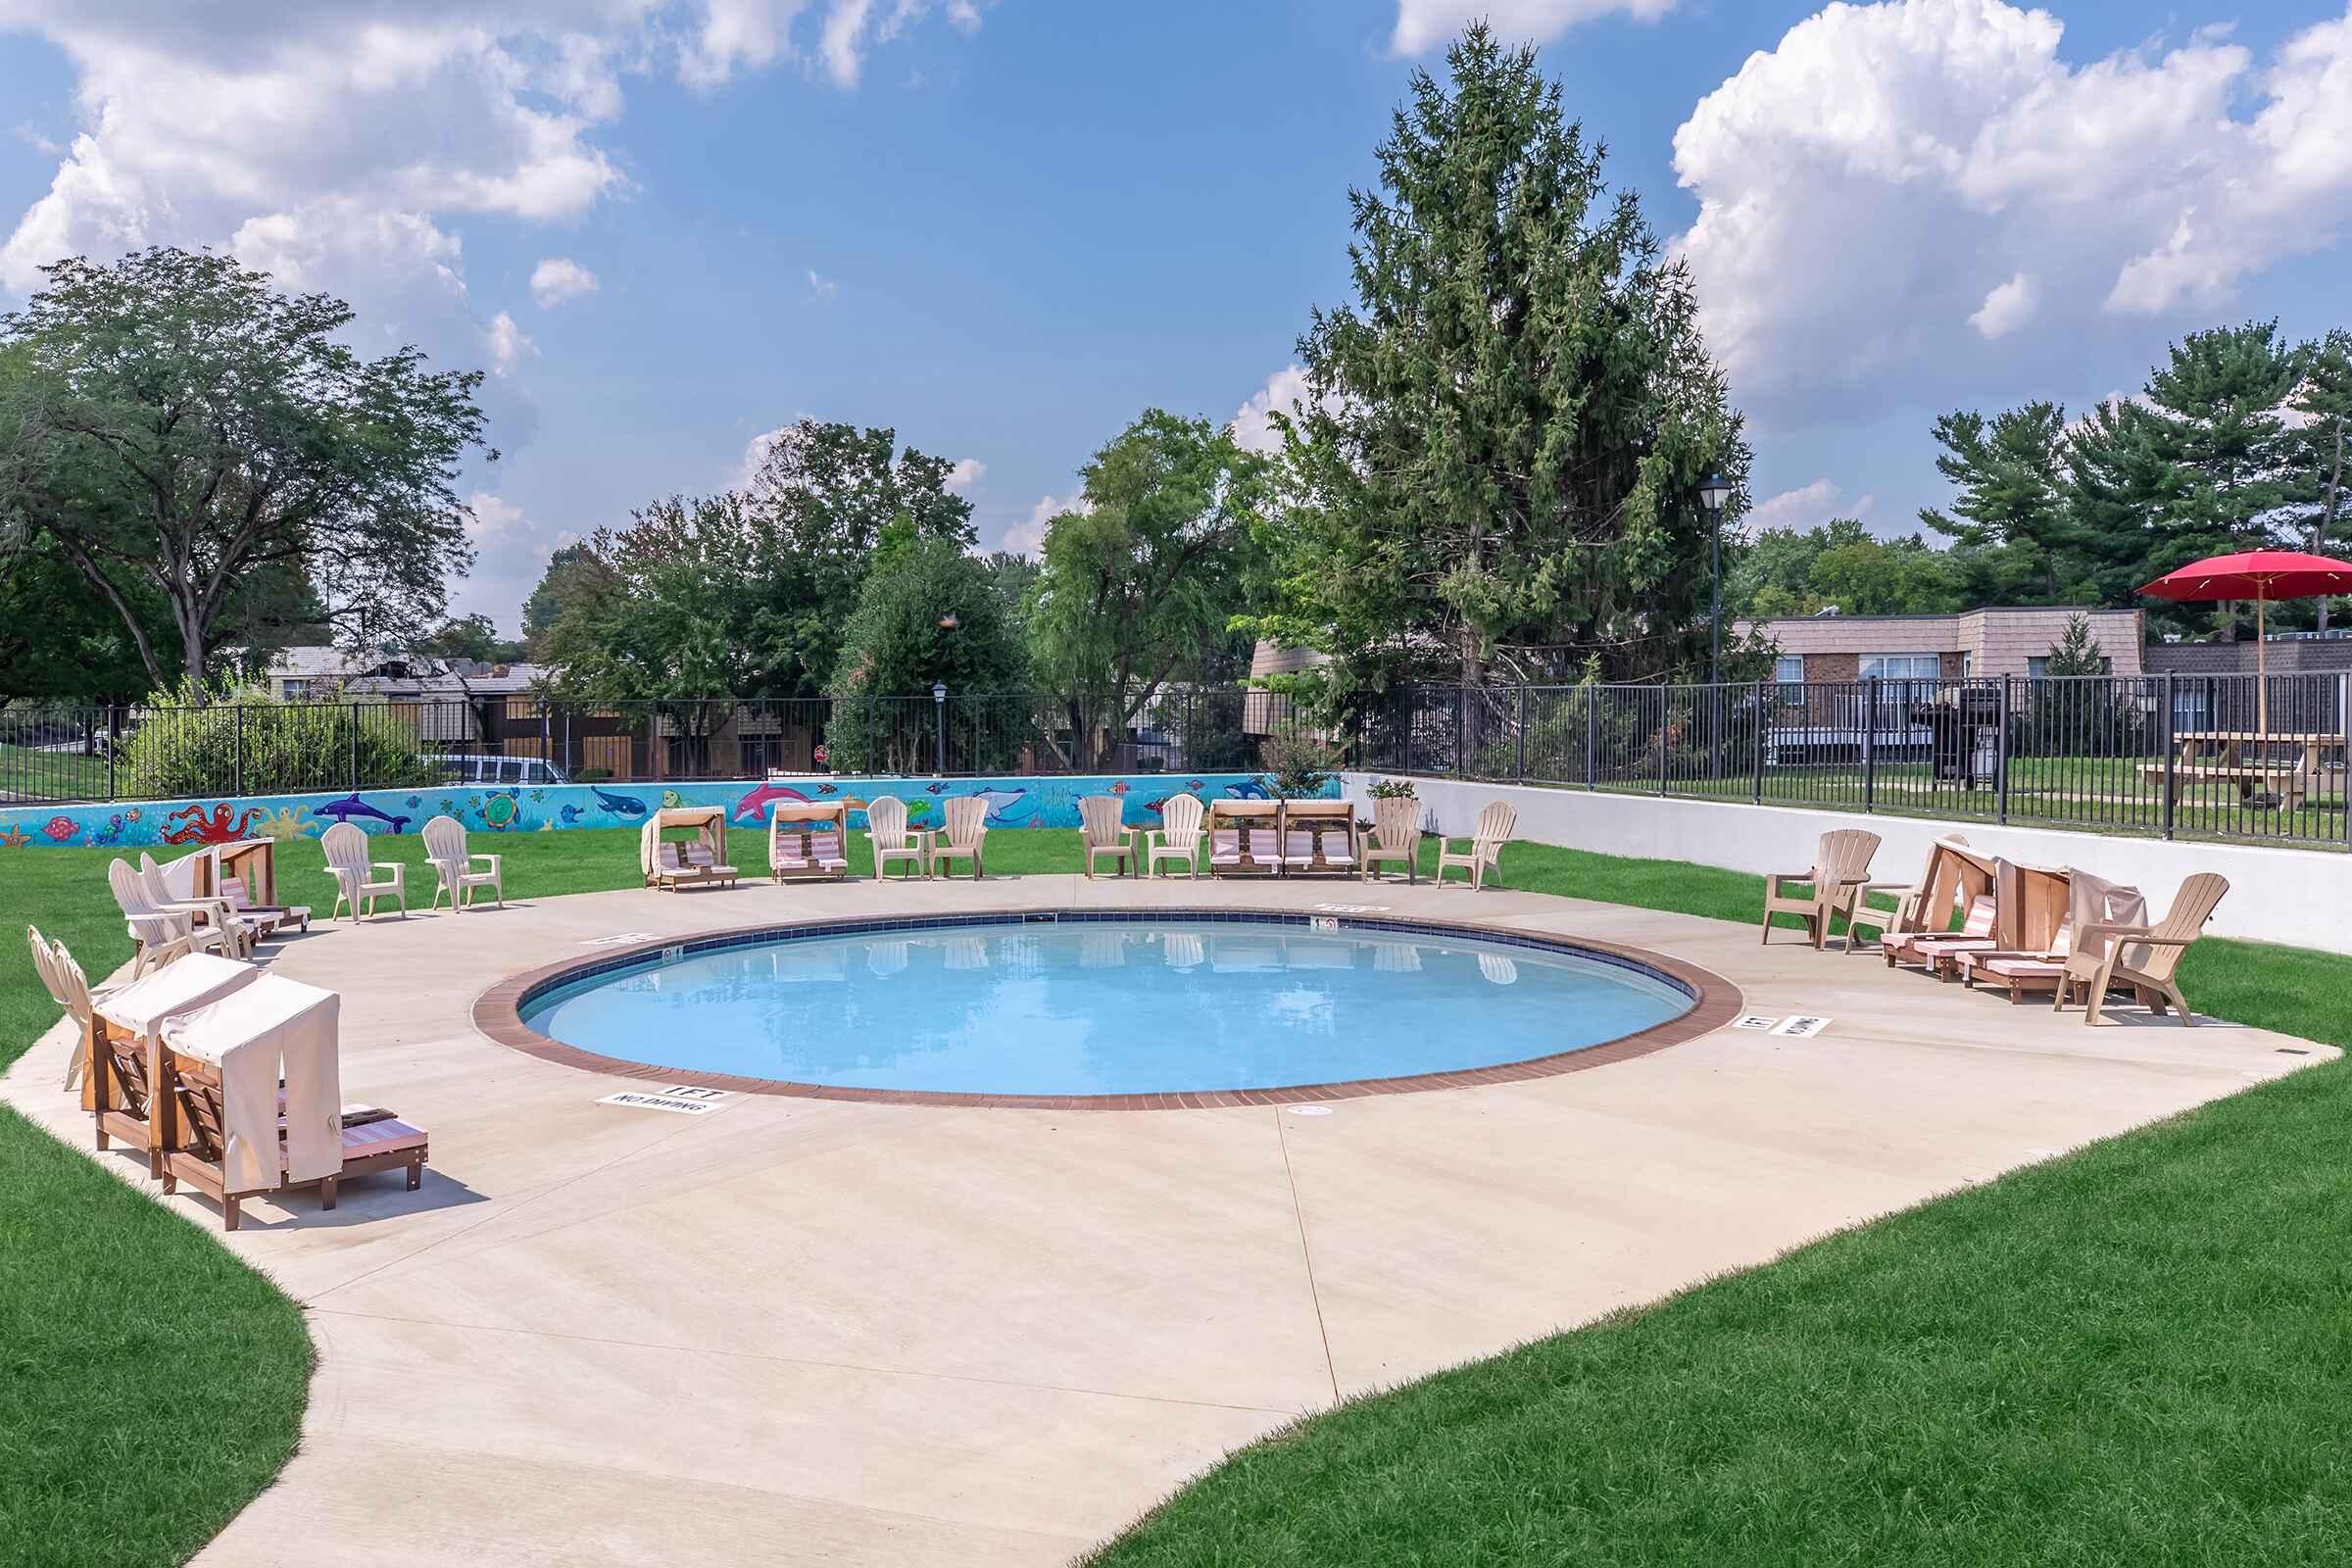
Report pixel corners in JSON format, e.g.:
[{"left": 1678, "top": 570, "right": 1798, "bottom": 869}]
[{"left": 519, "top": 918, "right": 1694, "bottom": 1097}]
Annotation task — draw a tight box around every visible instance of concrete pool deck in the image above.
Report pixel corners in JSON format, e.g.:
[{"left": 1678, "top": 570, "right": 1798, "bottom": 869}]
[{"left": 5, "top": 873, "right": 2333, "bottom": 1566}]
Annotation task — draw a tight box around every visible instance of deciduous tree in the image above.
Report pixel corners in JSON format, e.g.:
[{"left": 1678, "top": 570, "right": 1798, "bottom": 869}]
[{"left": 1, "top": 248, "right": 492, "bottom": 697}]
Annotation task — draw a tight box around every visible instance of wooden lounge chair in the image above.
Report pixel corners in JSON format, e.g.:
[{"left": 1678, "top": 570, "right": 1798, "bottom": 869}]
[
  {"left": 216, "top": 871, "right": 311, "bottom": 936},
  {"left": 1960, "top": 917, "right": 2073, "bottom": 1002},
  {"left": 641, "top": 808, "right": 738, "bottom": 891},
  {"left": 1207, "top": 800, "right": 1282, "bottom": 877},
  {"left": 769, "top": 800, "right": 851, "bottom": 882},
  {"left": 865, "top": 796, "right": 928, "bottom": 880},
  {"left": 1760, "top": 828, "right": 1881, "bottom": 949},
  {"left": 1850, "top": 835, "right": 1976, "bottom": 956},
  {"left": 1887, "top": 894, "right": 1997, "bottom": 977},
  {"left": 321, "top": 821, "right": 407, "bottom": 920},
  {"left": 157, "top": 1050, "right": 428, "bottom": 1231},
  {"left": 1359, "top": 795, "right": 1421, "bottom": 883},
  {"left": 931, "top": 797, "right": 988, "bottom": 880},
  {"left": 2053, "top": 873, "right": 2229, "bottom": 1026},
  {"left": 110, "top": 858, "right": 232, "bottom": 974},
  {"left": 1278, "top": 800, "right": 1357, "bottom": 876},
  {"left": 1147, "top": 794, "right": 1204, "bottom": 878},
  {"left": 1079, "top": 795, "right": 1136, "bottom": 879},
  {"left": 423, "top": 814, "right": 504, "bottom": 910},
  {"left": 1435, "top": 801, "right": 1515, "bottom": 890}
]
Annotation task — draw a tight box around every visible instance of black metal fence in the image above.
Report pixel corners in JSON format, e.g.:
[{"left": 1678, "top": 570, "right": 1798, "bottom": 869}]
[{"left": 6, "top": 672, "right": 2347, "bottom": 850}]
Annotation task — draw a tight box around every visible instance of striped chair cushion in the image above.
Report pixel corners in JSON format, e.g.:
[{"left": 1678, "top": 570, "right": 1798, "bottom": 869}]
[
  {"left": 1979, "top": 956, "right": 2066, "bottom": 980},
  {"left": 1208, "top": 829, "right": 1246, "bottom": 864},
  {"left": 776, "top": 832, "right": 847, "bottom": 869},
  {"left": 338, "top": 1118, "right": 428, "bottom": 1157}
]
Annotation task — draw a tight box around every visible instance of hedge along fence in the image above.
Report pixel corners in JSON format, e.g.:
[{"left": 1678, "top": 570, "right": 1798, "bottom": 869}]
[{"left": 116, "top": 693, "right": 442, "bottom": 802}]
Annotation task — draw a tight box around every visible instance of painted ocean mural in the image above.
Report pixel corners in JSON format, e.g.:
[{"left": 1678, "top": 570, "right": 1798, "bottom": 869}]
[{"left": 0, "top": 773, "right": 1339, "bottom": 852}]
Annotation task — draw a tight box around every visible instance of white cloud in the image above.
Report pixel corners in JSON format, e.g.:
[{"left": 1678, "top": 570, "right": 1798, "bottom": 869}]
[
  {"left": 1230, "top": 364, "right": 1348, "bottom": 456},
  {"left": 807, "top": 268, "right": 839, "bottom": 301},
  {"left": 465, "top": 491, "right": 527, "bottom": 546},
  {"left": 1969, "top": 271, "right": 2036, "bottom": 340},
  {"left": 1746, "top": 478, "right": 1876, "bottom": 535},
  {"left": 486, "top": 312, "right": 536, "bottom": 377},
  {"left": 818, "top": 0, "right": 882, "bottom": 86},
  {"left": 1001, "top": 491, "right": 1086, "bottom": 558},
  {"left": 945, "top": 457, "right": 986, "bottom": 494},
  {"left": 12, "top": 123, "right": 62, "bottom": 155},
  {"left": 529, "top": 256, "right": 600, "bottom": 309},
  {"left": 1391, "top": 0, "right": 1676, "bottom": 56},
  {"left": 1671, "top": 0, "right": 2352, "bottom": 427}
]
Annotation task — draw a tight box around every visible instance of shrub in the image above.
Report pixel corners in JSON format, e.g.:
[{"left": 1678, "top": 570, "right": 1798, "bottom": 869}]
[
  {"left": 1262, "top": 731, "right": 1341, "bottom": 799},
  {"left": 120, "top": 679, "right": 441, "bottom": 800}
]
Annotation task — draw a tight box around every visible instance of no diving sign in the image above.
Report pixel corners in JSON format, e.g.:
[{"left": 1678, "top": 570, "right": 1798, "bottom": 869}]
[{"left": 600, "top": 1085, "right": 731, "bottom": 1116}]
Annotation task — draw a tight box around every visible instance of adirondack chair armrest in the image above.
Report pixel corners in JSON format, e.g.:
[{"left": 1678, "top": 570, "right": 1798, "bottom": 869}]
[
  {"left": 2077, "top": 922, "right": 2154, "bottom": 945},
  {"left": 323, "top": 865, "right": 360, "bottom": 888},
  {"left": 2101, "top": 932, "right": 2194, "bottom": 949},
  {"left": 370, "top": 860, "right": 404, "bottom": 877},
  {"left": 468, "top": 853, "right": 501, "bottom": 872}
]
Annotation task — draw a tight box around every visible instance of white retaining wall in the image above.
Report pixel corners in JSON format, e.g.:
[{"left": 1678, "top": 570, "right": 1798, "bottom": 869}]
[{"left": 1343, "top": 773, "right": 2352, "bottom": 956}]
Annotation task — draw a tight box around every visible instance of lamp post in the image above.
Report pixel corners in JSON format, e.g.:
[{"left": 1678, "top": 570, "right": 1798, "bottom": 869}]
[
  {"left": 931, "top": 680, "right": 948, "bottom": 777},
  {"left": 1698, "top": 472, "right": 1734, "bottom": 686}
]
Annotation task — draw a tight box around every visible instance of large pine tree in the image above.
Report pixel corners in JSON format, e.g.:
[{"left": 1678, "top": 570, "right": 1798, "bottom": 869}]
[{"left": 1258, "top": 24, "right": 1747, "bottom": 696}]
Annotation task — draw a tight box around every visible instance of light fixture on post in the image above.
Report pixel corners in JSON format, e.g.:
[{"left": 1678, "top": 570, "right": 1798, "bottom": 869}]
[
  {"left": 931, "top": 679, "right": 948, "bottom": 777},
  {"left": 1697, "top": 473, "right": 1734, "bottom": 687}
]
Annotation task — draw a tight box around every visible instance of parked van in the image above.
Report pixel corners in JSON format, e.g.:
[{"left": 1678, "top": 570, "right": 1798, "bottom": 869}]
[{"left": 426, "top": 754, "right": 571, "bottom": 787}]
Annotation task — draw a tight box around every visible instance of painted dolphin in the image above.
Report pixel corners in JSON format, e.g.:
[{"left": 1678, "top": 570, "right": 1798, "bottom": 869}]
[
  {"left": 1223, "top": 776, "right": 1273, "bottom": 800},
  {"left": 731, "top": 780, "right": 811, "bottom": 824},
  {"left": 314, "top": 794, "right": 412, "bottom": 833},
  {"left": 558, "top": 803, "right": 585, "bottom": 826},
  {"left": 588, "top": 785, "right": 648, "bottom": 819}
]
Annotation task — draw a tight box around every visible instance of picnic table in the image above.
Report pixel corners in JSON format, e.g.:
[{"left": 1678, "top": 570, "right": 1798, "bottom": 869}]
[{"left": 2143, "top": 730, "right": 2345, "bottom": 810}]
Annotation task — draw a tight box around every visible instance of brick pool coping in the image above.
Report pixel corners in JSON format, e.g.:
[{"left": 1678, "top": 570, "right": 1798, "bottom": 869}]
[{"left": 469, "top": 906, "right": 1742, "bottom": 1109}]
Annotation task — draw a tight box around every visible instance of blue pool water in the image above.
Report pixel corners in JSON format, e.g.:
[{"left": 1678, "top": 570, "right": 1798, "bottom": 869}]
[{"left": 520, "top": 918, "right": 1694, "bottom": 1097}]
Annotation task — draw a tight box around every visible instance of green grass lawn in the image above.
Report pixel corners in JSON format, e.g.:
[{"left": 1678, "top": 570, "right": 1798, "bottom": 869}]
[{"left": 5, "top": 826, "right": 2350, "bottom": 1567}]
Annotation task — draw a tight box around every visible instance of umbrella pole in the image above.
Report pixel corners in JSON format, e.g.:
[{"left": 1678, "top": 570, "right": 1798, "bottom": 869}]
[{"left": 2257, "top": 591, "right": 2268, "bottom": 739}]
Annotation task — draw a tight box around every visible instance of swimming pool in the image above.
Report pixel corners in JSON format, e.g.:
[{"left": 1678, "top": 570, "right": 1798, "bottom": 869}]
[{"left": 512, "top": 914, "right": 1701, "bottom": 1101}]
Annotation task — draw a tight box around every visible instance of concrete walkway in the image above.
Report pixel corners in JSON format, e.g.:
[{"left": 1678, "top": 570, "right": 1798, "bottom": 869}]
[{"left": 5, "top": 874, "right": 2330, "bottom": 1567}]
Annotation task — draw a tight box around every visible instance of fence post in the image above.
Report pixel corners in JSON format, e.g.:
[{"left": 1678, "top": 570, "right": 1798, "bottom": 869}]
[
  {"left": 1515, "top": 685, "right": 1529, "bottom": 781},
  {"left": 1862, "top": 676, "right": 1878, "bottom": 813},
  {"left": 232, "top": 703, "right": 245, "bottom": 797},
  {"left": 1753, "top": 684, "right": 1767, "bottom": 805},
  {"left": 1658, "top": 690, "right": 1670, "bottom": 796},
  {"left": 1453, "top": 689, "right": 1465, "bottom": 778},
  {"left": 350, "top": 703, "right": 361, "bottom": 790},
  {"left": 1403, "top": 686, "right": 1416, "bottom": 776},
  {"left": 107, "top": 707, "right": 118, "bottom": 802},
  {"left": 2161, "top": 673, "right": 2177, "bottom": 841},
  {"left": 1585, "top": 691, "right": 1596, "bottom": 790},
  {"left": 1996, "top": 676, "right": 2012, "bottom": 825}
]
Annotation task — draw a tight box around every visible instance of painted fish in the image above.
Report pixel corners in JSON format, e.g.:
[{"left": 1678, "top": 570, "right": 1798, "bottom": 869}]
[
  {"left": 588, "top": 785, "right": 648, "bottom": 819},
  {"left": 730, "top": 780, "right": 811, "bottom": 824},
  {"left": 313, "top": 794, "right": 412, "bottom": 834},
  {"left": 1107, "top": 780, "right": 1131, "bottom": 796},
  {"left": 41, "top": 815, "right": 79, "bottom": 842},
  {"left": 815, "top": 783, "right": 838, "bottom": 796},
  {"left": 558, "top": 804, "right": 585, "bottom": 826},
  {"left": 924, "top": 781, "right": 948, "bottom": 795}
]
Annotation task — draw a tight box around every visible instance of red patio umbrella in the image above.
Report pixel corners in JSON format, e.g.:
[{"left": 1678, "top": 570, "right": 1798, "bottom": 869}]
[{"left": 2137, "top": 550, "right": 2352, "bottom": 734}]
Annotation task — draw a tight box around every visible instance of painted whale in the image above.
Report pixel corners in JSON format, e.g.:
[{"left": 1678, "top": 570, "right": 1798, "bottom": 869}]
[
  {"left": 589, "top": 785, "right": 648, "bottom": 819},
  {"left": 730, "top": 780, "right": 811, "bottom": 824},
  {"left": 1222, "top": 776, "right": 1273, "bottom": 801},
  {"left": 314, "top": 794, "right": 412, "bottom": 834}
]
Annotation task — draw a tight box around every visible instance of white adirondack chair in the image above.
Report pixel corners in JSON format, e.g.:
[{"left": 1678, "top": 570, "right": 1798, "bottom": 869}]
[
  {"left": 321, "top": 821, "right": 407, "bottom": 921},
  {"left": 1079, "top": 796, "right": 1136, "bottom": 879},
  {"left": 931, "top": 797, "right": 988, "bottom": 880},
  {"left": 423, "top": 814, "right": 504, "bottom": 911},
  {"left": 1434, "top": 801, "right": 1516, "bottom": 890},
  {"left": 109, "top": 858, "right": 230, "bottom": 975},
  {"left": 865, "top": 795, "right": 928, "bottom": 879},
  {"left": 1360, "top": 795, "right": 1422, "bottom": 883},
  {"left": 1147, "top": 794, "right": 1204, "bottom": 878},
  {"left": 136, "top": 853, "right": 261, "bottom": 957}
]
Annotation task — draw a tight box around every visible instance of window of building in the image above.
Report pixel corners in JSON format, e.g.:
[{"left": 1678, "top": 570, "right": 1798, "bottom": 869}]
[
  {"left": 1858, "top": 654, "right": 1940, "bottom": 681},
  {"left": 1774, "top": 656, "right": 1804, "bottom": 705},
  {"left": 281, "top": 679, "right": 310, "bottom": 702}
]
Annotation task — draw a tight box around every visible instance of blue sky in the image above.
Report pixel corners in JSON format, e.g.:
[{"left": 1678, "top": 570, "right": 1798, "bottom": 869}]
[{"left": 4, "top": 0, "right": 2351, "bottom": 632}]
